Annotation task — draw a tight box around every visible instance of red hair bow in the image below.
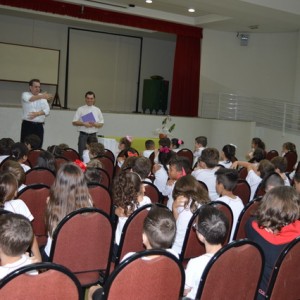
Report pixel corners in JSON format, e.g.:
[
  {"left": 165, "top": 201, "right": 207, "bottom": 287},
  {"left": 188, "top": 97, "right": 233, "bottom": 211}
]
[
  {"left": 74, "top": 159, "right": 87, "bottom": 172},
  {"left": 127, "top": 151, "right": 138, "bottom": 157},
  {"left": 160, "top": 147, "right": 170, "bottom": 154}
]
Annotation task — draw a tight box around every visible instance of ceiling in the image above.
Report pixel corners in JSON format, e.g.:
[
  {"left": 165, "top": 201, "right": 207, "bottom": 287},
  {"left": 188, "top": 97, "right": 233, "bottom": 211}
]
[{"left": 1, "top": 0, "right": 300, "bottom": 34}]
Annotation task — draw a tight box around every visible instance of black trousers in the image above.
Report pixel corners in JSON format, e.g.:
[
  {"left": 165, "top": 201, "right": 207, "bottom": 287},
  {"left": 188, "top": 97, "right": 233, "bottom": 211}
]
[{"left": 21, "top": 120, "right": 44, "bottom": 148}]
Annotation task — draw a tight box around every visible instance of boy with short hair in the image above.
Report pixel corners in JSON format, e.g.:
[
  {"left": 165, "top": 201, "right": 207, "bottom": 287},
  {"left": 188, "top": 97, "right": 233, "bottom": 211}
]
[
  {"left": 0, "top": 213, "right": 35, "bottom": 279},
  {"left": 192, "top": 148, "right": 220, "bottom": 200},
  {"left": 132, "top": 156, "right": 152, "bottom": 182},
  {"left": 193, "top": 136, "right": 207, "bottom": 166},
  {"left": 184, "top": 205, "right": 228, "bottom": 299},
  {"left": 270, "top": 156, "right": 290, "bottom": 186},
  {"left": 143, "top": 139, "right": 155, "bottom": 158}
]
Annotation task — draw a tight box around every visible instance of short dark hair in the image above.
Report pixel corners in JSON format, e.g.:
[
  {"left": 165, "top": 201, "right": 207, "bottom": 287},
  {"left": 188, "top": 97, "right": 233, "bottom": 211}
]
[
  {"left": 85, "top": 91, "right": 95, "bottom": 98},
  {"left": 0, "top": 213, "right": 33, "bottom": 256},
  {"left": 159, "top": 137, "right": 171, "bottom": 148},
  {"left": 29, "top": 79, "right": 40, "bottom": 86},
  {"left": 271, "top": 156, "right": 287, "bottom": 173},
  {"left": 215, "top": 168, "right": 239, "bottom": 191},
  {"left": 199, "top": 148, "right": 219, "bottom": 168},
  {"left": 132, "top": 157, "right": 151, "bottom": 180},
  {"left": 249, "top": 148, "right": 265, "bottom": 163},
  {"left": 263, "top": 172, "right": 284, "bottom": 191},
  {"left": 24, "top": 134, "right": 41, "bottom": 150},
  {"left": 0, "top": 138, "right": 14, "bottom": 155},
  {"left": 258, "top": 159, "right": 275, "bottom": 179},
  {"left": 169, "top": 156, "right": 191, "bottom": 174},
  {"left": 196, "top": 205, "right": 229, "bottom": 245},
  {"left": 195, "top": 136, "right": 207, "bottom": 147},
  {"left": 143, "top": 205, "right": 176, "bottom": 249},
  {"left": 145, "top": 140, "right": 155, "bottom": 150}
]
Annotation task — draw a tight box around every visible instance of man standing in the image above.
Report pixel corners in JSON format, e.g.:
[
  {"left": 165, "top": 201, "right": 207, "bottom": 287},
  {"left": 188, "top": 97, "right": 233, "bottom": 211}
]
[
  {"left": 72, "top": 91, "right": 104, "bottom": 158},
  {"left": 21, "top": 79, "right": 51, "bottom": 148}
]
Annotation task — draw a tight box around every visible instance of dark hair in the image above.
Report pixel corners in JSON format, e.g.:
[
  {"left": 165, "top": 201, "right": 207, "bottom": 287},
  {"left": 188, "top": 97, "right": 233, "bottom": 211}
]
[
  {"left": 24, "top": 134, "right": 41, "bottom": 150},
  {"left": 196, "top": 205, "right": 229, "bottom": 245},
  {"left": 257, "top": 159, "right": 275, "bottom": 179},
  {"left": 119, "top": 137, "right": 132, "bottom": 149},
  {"left": 222, "top": 144, "right": 236, "bottom": 162},
  {"left": 145, "top": 140, "right": 155, "bottom": 150},
  {"left": 199, "top": 148, "right": 219, "bottom": 168},
  {"left": 1, "top": 159, "right": 26, "bottom": 187},
  {"left": 171, "top": 138, "right": 184, "bottom": 149},
  {"left": 158, "top": 149, "right": 176, "bottom": 173},
  {"left": 256, "top": 186, "right": 299, "bottom": 232},
  {"left": 86, "top": 136, "right": 98, "bottom": 146},
  {"left": 132, "top": 157, "right": 152, "bottom": 180},
  {"left": 47, "top": 145, "right": 63, "bottom": 157},
  {"left": 11, "top": 142, "right": 28, "bottom": 161},
  {"left": 89, "top": 142, "right": 105, "bottom": 158},
  {"left": 294, "top": 172, "right": 300, "bottom": 183},
  {"left": 29, "top": 79, "right": 40, "bottom": 86},
  {"left": 249, "top": 148, "right": 265, "bottom": 163},
  {"left": 271, "top": 156, "right": 287, "bottom": 173},
  {"left": 252, "top": 138, "right": 265, "bottom": 150},
  {"left": 215, "top": 168, "right": 239, "bottom": 191},
  {"left": 143, "top": 205, "right": 176, "bottom": 249},
  {"left": 0, "top": 172, "right": 18, "bottom": 207},
  {"left": 195, "top": 136, "right": 207, "bottom": 147},
  {"left": 173, "top": 175, "right": 210, "bottom": 213},
  {"left": 36, "top": 151, "right": 56, "bottom": 173},
  {"left": 169, "top": 156, "right": 191, "bottom": 174},
  {"left": 262, "top": 172, "right": 284, "bottom": 192},
  {"left": 0, "top": 213, "right": 33, "bottom": 256},
  {"left": 158, "top": 137, "right": 171, "bottom": 148},
  {"left": 85, "top": 91, "right": 96, "bottom": 98},
  {"left": 84, "top": 167, "right": 102, "bottom": 184},
  {"left": 0, "top": 138, "right": 14, "bottom": 155}
]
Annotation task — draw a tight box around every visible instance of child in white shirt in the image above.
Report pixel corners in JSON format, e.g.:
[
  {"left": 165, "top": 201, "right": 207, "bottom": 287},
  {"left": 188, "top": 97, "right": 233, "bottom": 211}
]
[{"left": 193, "top": 136, "right": 207, "bottom": 167}]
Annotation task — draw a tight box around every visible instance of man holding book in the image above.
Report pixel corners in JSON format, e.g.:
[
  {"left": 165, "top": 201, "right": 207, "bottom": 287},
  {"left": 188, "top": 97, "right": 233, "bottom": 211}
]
[{"left": 72, "top": 91, "right": 104, "bottom": 158}]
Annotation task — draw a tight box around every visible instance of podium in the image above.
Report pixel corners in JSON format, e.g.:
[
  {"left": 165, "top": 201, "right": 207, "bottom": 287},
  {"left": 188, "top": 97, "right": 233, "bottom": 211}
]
[{"left": 142, "top": 79, "right": 169, "bottom": 114}]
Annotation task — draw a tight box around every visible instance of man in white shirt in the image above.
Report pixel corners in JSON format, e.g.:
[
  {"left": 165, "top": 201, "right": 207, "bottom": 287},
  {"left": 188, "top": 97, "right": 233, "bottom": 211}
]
[
  {"left": 20, "top": 79, "right": 52, "bottom": 148},
  {"left": 72, "top": 91, "right": 104, "bottom": 158}
]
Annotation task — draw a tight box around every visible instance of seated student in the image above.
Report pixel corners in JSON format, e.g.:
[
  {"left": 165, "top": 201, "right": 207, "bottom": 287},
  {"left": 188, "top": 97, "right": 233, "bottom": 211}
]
[
  {"left": 0, "top": 213, "right": 36, "bottom": 279},
  {"left": 24, "top": 134, "right": 41, "bottom": 151},
  {"left": 117, "top": 147, "right": 138, "bottom": 169},
  {"left": 193, "top": 136, "right": 207, "bottom": 167},
  {"left": 82, "top": 136, "right": 98, "bottom": 164},
  {"left": 162, "top": 156, "right": 191, "bottom": 210},
  {"left": 0, "top": 159, "right": 26, "bottom": 192},
  {"left": 11, "top": 142, "right": 31, "bottom": 172},
  {"left": 154, "top": 137, "right": 171, "bottom": 164},
  {"left": 218, "top": 144, "right": 237, "bottom": 168},
  {"left": 263, "top": 172, "right": 284, "bottom": 193},
  {"left": 36, "top": 151, "right": 56, "bottom": 174},
  {"left": 215, "top": 168, "right": 244, "bottom": 242},
  {"left": 245, "top": 186, "right": 300, "bottom": 300},
  {"left": 57, "top": 143, "right": 69, "bottom": 151},
  {"left": 246, "top": 137, "right": 266, "bottom": 160},
  {"left": 88, "top": 205, "right": 178, "bottom": 300},
  {"left": 281, "top": 141, "right": 297, "bottom": 157},
  {"left": 232, "top": 159, "right": 275, "bottom": 201},
  {"left": 0, "top": 172, "right": 41, "bottom": 262},
  {"left": 143, "top": 139, "right": 155, "bottom": 158},
  {"left": 0, "top": 138, "right": 14, "bottom": 164},
  {"left": 170, "top": 138, "right": 184, "bottom": 153},
  {"left": 192, "top": 148, "right": 220, "bottom": 200},
  {"left": 270, "top": 156, "right": 290, "bottom": 186},
  {"left": 171, "top": 175, "right": 210, "bottom": 255},
  {"left": 132, "top": 156, "right": 152, "bottom": 182},
  {"left": 89, "top": 142, "right": 105, "bottom": 160},
  {"left": 184, "top": 205, "right": 229, "bottom": 299},
  {"left": 47, "top": 145, "right": 63, "bottom": 157}
]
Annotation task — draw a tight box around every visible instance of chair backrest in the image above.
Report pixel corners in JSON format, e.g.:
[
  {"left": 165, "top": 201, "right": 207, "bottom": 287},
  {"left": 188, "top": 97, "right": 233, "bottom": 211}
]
[
  {"left": 50, "top": 208, "right": 114, "bottom": 286},
  {"left": 88, "top": 183, "right": 112, "bottom": 215},
  {"left": 142, "top": 181, "right": 161, "bottom": 204},
  {"left": 17, "top": 184, "right": 50, "bottom": 246},
  {"left": 149, "top": 151, "right": 155, "bottom": 168},
  {"left": 25, "top": 167, "right": 56, "bottom": 186},
  {"left": 177, "top": 148, "right": 193, "bottom": 167},
  {"left": 209, "top": 201, "right": 233, "bottom": 245},
  {"left": 238, "top": 167, "right": 248, "bottom": 180},
  {"left": 54, "top": 156, "right": 69, "bottom": 170},
  {"left": 253, "top": 181, "right": 266, "bottom": 199},
  {"left": 266, "top": 150, "right": 279, "bottom": 161},
  {"left": 104, "top": 148, "right": 115, "bottom": 162},
  {"left": 96, "top": 155, "right": 114, "bottom": 182},
  {"left": 266, "top": 236, "right": 300, "bottom": 300},
  {"left": 198, "top": 180, "right": 208, "bottom": 192},
  {"left": 284, "top": 151, "right": 298, "bottom": 172},
  {"left": 115, "top": 204, "right": 152, "bottom": 265},
  {"left": 232, "top": 198, "right": 261, "bottom": 241},
  {"left": 102, "top": 250, "right": 185, "bottom": 300},
  {"left": 0, "top": 262, "right": 83, "bottom": 300},
  {"left": 196, "top": 240, "right": 264, "bottom": 300},
  {"left": 62, "top": 148, "right": 80, "bottom": 161},
  {"left": 180, "top": 208, "right": 206, "bottom": 267},
  {"left": 27, "top": 149, "right": 45, "bottom": 167},
  {"left": 233, "top": 179, "right": 251, "bottom": 206}
]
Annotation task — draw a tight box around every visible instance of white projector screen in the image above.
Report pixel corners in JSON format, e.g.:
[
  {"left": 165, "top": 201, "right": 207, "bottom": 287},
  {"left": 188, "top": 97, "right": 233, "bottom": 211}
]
[
  {"left": 66, "top": 28, "right": 142, "bottom": 112},
  {"left": 0, "top": 43, "right": 59, "bottom": 85}
]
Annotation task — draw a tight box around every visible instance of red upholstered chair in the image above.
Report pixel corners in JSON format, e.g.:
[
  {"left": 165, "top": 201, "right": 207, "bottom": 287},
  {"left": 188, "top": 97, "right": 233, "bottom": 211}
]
[
  {"left": 17, "top": 184, "right": 50, "bottom": 246},
  {"left": 25, "top": 167, "right": 56, "bottom": 186},
  {"left": 114, "top": 204, "right": 152, "bottom": 266},
  {"left": 253, "top": 181, "right": 266, "bottom": 199},
  {"left": 27, "top": 149, "right": 45, "bottom": 167},
  {"left": 0, "top": 262, "right": 83, "bottom": 300},
  {"left": 233, "top": 179, "right": 251, "bottom": 206},
  {"left": 266, "top": 236, "right": 300, "bottom": 300},
  {"left": 62, "top": 148, "right": 80, "bottom": 161},
  {"left": 49, "top": 208, "right": 114, "bottom": 287},
  {"left": 238, "top": 167, "right": 248, "bottom": 180},
  {"left": 102, "top": 250, "right": 185, "bottom": 300},
  {"left": 96, "top": 155, "right": 114, "bottom": 183},
  {"left": 209, "top": 201, "right": 233, "bottom": 245},
  {"left": 142, "top": 181, "right": 161, "bottom": 204},
  {"left": 180, "top": 208, "right": 206, "bottom": 268},
  {"left": 88, "top": 183, "right": 112, "bottom": 216},
  {"left": 86, "top": 167, "right": 110, "bottom": 189},
  {"left": 54, "top": 156, "right": 69, "bottom": 170},
  {"left": 196, "top": 240, "right": 264, "bottom": 300},
  {"left": 177, "top": 148, "right": 193, "bottom": 167},
  {"left": 266, "top": 150, "right": 279, "bottom": 161},
  {"left": 104, "top": 148, "right": 115, "bottom": 162},
  {"left": 232, "top": 198, "right": 261, "bottom": 241},
  {"left": 284, "top": 151, "right": 298, "bottom": 172}
]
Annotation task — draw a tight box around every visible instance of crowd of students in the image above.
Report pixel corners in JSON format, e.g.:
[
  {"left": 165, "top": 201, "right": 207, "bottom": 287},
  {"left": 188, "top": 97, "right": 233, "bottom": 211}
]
[{"left": 0, "top": 133, "right": 300, "bottom": 299}]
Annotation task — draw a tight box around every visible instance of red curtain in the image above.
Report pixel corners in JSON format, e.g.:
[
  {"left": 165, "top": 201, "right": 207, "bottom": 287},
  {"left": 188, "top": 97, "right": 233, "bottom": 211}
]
[{"left": 170, "top": 35, "right": 201, "bottom": 116}]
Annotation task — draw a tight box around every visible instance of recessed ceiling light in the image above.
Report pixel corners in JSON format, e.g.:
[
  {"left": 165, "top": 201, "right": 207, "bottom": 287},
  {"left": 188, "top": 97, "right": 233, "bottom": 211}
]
[
  {"left": 146, "top": 0, "right": 152, "bottom": 3},
  {"left": 188, "top": 8, "right": 195, "bottom": 13}
]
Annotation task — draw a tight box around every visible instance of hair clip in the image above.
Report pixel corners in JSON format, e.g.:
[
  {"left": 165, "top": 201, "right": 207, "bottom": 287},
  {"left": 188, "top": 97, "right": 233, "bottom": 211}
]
[
  {"left": 178, "top": 139, "right": 182, "bottom": 145},
  {"left": 126, "top": 135, "right": 133, "bottom": 142},
  {"left": 160, "top": 147, "right": 170, "bottom": 154},
  {"left": 74, "top": 159, "right": 87, "bottom": 172},
  {"left": 127, "top": 151, "right": 138, "bottom": 157},
  {"left": 230, "top": 143, "right": 237, "bottom": 149},
  {"left": 181, "top": 167, "right": 186, "bottom": 176}
]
